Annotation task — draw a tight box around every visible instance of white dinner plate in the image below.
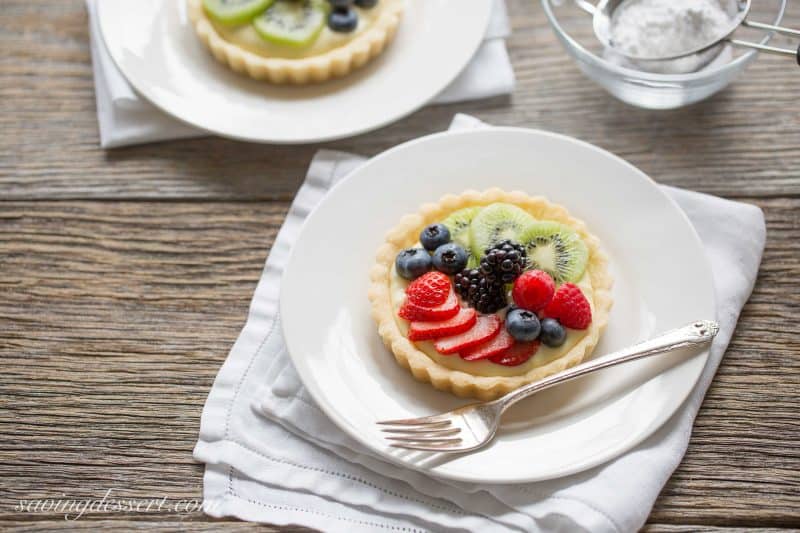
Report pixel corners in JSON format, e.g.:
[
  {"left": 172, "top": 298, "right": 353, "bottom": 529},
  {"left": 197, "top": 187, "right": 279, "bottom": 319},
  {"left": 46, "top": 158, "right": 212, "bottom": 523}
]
[
  {"left": 97, "top": 0, "right": 492, "bottom": 144},
  {"left": 280, "top": 128, "right": 715, "bottom": 483}
]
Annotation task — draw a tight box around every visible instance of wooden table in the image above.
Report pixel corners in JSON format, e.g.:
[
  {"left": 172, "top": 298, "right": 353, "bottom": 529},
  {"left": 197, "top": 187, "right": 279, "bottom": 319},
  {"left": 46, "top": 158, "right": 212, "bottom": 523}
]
[{"left": 2, "top": 1, "right": 798, "bottom": 530}]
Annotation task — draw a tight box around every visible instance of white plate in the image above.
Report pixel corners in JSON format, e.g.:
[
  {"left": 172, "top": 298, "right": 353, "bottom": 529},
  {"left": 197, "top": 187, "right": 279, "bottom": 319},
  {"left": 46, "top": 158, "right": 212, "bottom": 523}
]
[
  {"left": 97, "top": 0, "right": 492, "bottom": 144},
  {"left": 280, "top": 128, "right": 715, "bottom": 483}
]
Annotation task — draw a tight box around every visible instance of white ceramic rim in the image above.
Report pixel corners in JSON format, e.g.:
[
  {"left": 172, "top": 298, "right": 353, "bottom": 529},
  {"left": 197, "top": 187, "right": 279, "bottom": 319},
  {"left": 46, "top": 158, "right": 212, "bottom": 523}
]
[{"left": 96, "top": 0, "right": 492, "bottom": 144}]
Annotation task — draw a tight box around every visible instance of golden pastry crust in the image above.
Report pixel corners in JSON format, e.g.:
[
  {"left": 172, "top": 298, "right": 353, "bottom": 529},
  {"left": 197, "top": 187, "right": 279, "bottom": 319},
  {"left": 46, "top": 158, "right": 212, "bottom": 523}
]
[
  {"left": 368, "top": 188, "right": 614, "bottom": 401},
  {"left": 188, "top": 0, "right": 404, "bottom": 84}
]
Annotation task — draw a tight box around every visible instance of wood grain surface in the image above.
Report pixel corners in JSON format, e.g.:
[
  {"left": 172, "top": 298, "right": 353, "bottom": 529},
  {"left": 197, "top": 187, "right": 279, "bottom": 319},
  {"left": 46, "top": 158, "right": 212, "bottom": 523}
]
[{"left": 1, "top": 0, "right": 798, "bottom": 531}]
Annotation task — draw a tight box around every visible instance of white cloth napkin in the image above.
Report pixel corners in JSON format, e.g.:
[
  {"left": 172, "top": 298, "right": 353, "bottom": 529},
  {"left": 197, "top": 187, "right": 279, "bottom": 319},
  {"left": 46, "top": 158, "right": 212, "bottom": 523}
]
[
  {"left": 86, "top": 0, "right": 515, "bottom": 148},
  {"left": 194, "top": 114, "right": 766, "bottom": 532}
]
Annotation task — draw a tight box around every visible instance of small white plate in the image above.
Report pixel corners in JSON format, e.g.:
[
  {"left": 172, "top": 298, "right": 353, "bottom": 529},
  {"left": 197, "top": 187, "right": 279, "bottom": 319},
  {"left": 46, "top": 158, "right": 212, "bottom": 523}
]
[
  {"left": 280, "top": 128, "right": 715, "bottom": 483},
  {"left": 97, "top": 0, "right": 492, "bottom": 144}
]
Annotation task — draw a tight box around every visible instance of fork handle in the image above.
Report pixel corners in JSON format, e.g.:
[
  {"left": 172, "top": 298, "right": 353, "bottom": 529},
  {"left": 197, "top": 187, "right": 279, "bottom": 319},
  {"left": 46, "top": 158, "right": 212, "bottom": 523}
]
[{"left": 497, "top": 320, "right": 719, "bottom": 411}]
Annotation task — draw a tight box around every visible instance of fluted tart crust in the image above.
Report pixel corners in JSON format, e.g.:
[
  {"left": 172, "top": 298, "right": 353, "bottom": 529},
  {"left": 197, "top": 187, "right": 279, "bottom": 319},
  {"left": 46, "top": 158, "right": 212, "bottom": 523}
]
[
  {"left": 188, "top": 0, "right": 404, "bottom": 85},
  {"left": 368, "top": 189, "right": 614, "bottom": 401}
]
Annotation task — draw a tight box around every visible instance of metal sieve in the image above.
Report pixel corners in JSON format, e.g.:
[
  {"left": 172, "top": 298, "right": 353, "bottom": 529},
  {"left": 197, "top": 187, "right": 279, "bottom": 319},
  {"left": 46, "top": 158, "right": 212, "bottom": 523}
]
[{"left": 576, "top": 0, "right": 800, "bottom": 70}]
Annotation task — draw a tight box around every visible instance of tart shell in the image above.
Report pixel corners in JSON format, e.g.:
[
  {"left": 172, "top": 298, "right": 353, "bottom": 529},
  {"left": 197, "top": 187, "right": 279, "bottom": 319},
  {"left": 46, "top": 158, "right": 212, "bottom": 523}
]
[
  {"left": 188, "top": 0, "right": 404, "bottom": 85},
  {"left": 368, "top": 189, "right": 614, "bottom": 401}
]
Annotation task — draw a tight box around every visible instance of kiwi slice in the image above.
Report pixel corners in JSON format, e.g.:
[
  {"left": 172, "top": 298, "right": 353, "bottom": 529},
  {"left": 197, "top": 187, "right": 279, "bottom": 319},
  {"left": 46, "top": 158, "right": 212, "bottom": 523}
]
[
  {"left": 442, "top": 207, "right": 482, "bottom": 249},
  {"left": 253, "top": 0, "right": 327, "bottom": 47},
  {"left": 203, "top": 0, "right": 275, "bottom": 25},
  {"left": 469, "top": 203, "right": 536, "bottom": 258},
  {"left": 517, "top": 221, "right": 589, "bottom": 283}
]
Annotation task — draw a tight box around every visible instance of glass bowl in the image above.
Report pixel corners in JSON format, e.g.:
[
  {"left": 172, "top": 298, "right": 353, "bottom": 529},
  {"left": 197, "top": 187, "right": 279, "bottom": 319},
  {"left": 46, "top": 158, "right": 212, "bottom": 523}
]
[{"left": 541, "top": 0, "right": 787, "bottom": 109}]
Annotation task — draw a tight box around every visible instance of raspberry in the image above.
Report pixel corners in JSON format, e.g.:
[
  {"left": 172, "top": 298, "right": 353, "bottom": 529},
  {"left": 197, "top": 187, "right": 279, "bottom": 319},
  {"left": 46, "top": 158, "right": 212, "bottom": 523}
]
[
  {"left": 406, "top": 271, "right": 450, "bottom": 307},
  {"left": 542, "top": 283, "right": 592, "bottom": 329},
  {"left": 512, "top": 270, "right": 555, "bottom": 312}
]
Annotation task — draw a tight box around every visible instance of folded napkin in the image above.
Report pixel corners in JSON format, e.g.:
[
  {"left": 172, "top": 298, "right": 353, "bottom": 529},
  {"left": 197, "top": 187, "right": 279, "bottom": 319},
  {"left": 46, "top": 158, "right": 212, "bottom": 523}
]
[
  {"left": 86, "top": 0, "right": 515, "bottom": 148},
  {"left": 194, "top": 114, "right": 766, "bottom": 532}
]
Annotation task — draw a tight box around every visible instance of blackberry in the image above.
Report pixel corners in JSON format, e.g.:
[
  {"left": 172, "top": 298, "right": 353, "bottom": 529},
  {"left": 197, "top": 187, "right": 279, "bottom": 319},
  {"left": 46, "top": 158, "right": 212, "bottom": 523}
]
[
  {"left": 480, "top": 240, "right": 527, "bottom": 284},
  {"left": 454, "top": 268, "right": 507, "bottom": 314}
]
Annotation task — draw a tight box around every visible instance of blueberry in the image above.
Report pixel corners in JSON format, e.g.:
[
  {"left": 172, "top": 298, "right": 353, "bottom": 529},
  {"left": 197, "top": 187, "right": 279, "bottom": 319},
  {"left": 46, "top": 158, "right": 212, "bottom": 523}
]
[
  {"left": 420, "top": 223, "right": 451, "bottom": 251},
  {"left": 395, "top": 248, "right": 432, "bottom": 280},
  {"left": 539, "top": 318, "right": 566, "bottom": 347},
  {"left": 328, "top": 7, "right": 358, "bottom": 32},
  {"left": 432, "top": 243, "right": 468, "bottom": 275},
  {"left": 505, "top": 308, "right": 541, "bottom": 342},
  {"left": 354, "top": 0, "right": 378, "bottom": 7},
  {"left": 328, "top": 0, "right": 352, "bottom": 8}
]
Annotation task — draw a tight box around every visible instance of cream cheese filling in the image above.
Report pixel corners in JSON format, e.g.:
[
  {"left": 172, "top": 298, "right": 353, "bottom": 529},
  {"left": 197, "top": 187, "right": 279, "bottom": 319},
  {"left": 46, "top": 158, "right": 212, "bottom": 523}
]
[
  {"left": 208, "top": 1, "right": 394, "bottom": 60},
  {"left": 390, "top": 256, "right": 595, "bottom": 378}
]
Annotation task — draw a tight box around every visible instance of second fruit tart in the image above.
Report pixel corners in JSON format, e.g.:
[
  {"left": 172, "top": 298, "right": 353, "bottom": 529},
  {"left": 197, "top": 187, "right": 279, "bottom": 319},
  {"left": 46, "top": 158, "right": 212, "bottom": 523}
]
[
  {"left": 369, "top": 189, "right": 614, "bottom": 401},
  {"left": 188, "top": 0, "right": 404, "bottom": 84}
]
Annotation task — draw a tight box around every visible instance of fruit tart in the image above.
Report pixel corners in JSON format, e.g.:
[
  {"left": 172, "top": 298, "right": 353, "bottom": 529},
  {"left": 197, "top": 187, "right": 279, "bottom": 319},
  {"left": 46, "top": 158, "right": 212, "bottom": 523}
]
[
  {"left": 369, "top": 189, "right": 613, "bottom": 400},
  {"left": 188, "top": 0, "right": 404, "bottom": 84}
]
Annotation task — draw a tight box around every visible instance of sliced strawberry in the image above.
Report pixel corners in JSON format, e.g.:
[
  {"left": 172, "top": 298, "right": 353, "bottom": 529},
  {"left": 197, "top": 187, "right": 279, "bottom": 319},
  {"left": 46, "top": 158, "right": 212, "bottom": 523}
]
[
  {"left": 408, "top": 308, "right": 477, "bottom": 342},
  {"left": 434, "top": 315, "right": 502, "bottom": 355},
  {"left": 461, "top": 328, "right": 515, "bottom": 361},
  {"left": 406, "top": 271, "right": 451, "bottom": 307},
  {"left": 489, "top": 341, "right": 540, "bottom": 366},
  {"left": 398, "top": 290, "right": 459, "bottom": 322}
]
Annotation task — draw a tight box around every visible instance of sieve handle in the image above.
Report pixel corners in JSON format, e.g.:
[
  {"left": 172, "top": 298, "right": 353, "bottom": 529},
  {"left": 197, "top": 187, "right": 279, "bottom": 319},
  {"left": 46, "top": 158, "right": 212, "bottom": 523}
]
[
  {"left": 742, "top": 19, "right": 800, "bottom": 39},
  {"left": 732, "top": 19, "right": 800, "bottom": 66},
  {"left": 727, "top": 39, "right": 800, "bottom": 66}
]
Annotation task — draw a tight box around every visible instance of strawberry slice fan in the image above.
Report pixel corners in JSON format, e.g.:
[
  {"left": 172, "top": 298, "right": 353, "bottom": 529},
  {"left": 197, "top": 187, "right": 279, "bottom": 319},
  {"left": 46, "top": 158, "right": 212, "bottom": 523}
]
[
  {"left": 408, "top": 308, "right": 477, "bottom": 342},
  {"left": 398, "top": 270, "right": 554, "bottom": 366},
  {"left": 434, "top": 315, "right": 502, "bottom": 355},
  {"left": 398, "top": 290, "right": 459, "bottom": 322},
  {"left": 490, "top": 341, "right": 540, "bottom": 366},
  {"left": 461, "top": 329, "right": 514, "bottom": 361}
]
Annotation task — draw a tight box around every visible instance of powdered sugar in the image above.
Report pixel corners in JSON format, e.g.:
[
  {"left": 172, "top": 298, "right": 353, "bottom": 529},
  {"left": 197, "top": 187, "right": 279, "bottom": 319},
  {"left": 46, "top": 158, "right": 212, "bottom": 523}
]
[{"left": 609, "top": 0, "right": 733, "bottom": 58}]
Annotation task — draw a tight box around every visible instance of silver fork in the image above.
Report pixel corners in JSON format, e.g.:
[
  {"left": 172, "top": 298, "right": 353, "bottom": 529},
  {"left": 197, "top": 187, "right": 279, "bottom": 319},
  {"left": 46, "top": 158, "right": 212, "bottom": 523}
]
[{"left": 379, "top": 320, "right": 719, "bottom": 453}]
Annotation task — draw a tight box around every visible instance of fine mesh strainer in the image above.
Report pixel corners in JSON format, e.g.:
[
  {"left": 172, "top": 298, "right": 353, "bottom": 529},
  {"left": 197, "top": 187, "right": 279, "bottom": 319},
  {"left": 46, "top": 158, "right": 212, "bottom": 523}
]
[{"left": 577, "top": 0, "right": 800, "bottom": 71}]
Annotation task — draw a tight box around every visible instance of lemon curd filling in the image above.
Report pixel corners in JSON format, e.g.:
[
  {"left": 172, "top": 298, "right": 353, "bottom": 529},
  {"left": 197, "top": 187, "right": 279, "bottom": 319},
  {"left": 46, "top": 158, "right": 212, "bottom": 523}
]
[
  {"left": 208, "top": 1, "right": 393, "bottom": 60},
  {"left": 389, "top": 257, "right": 596, "bottom": 378}
]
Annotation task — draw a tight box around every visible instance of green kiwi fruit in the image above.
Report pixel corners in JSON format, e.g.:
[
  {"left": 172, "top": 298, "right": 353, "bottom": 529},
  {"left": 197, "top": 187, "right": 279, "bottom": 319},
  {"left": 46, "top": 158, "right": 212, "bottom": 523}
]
[
  {"left": 516, "top": 221, "right": 589, "bottom": 283},
  {"left": 468, "top": 203, "right": 536, "bottom": 258},
  {"left": 441, "top": 206, "right": 482, "bottom": 270},
  {"left": 442, "top": 207, "right": 482, "bottom": 250},
  {"left": 253, "top": 0, "right": 327, "bottom": 47},
  {"left": 203, "top": 0, "right": 274, "bottom": 25}
]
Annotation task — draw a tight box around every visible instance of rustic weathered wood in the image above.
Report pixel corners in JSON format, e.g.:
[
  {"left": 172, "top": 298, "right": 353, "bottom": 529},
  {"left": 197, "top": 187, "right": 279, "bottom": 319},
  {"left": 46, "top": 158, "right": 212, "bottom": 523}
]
[
  {"left": 0, "top": 1, "right": 799, "bottom": 200},
  {"left": 1, "top": 0, "right": 799, "bottom": 531},
  {"left": 1, "top": 523, "right": 795, "bottom": 533},
  {"left": 1, "top": 520, "right": 307, "bottom": 532},
  {"left": 642, "top": 524, "right": 795, "bottom": 533},
  {"left": 0, "top": 200, "right": 798, "bottom": 530}
]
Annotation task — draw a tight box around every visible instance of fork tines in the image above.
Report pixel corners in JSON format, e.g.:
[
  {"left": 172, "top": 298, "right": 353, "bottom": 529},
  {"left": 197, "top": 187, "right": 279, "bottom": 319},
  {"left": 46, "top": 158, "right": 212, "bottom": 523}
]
[{"left": 378, "top": 417, "right": 464, "bottom": 451}]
